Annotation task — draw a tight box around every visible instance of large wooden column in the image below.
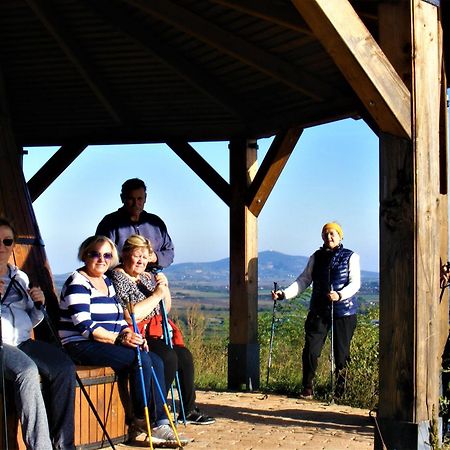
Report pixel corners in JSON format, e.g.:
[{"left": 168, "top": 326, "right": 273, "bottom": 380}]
[
  {"left": 0, "top": 72, "right": 58, "bottom": 322},
  {"left": 228, "top": 138, "right": 259, "bottom": 390},
  {"left": 378, "top": 2, "right": 447, "bottom": 448}
]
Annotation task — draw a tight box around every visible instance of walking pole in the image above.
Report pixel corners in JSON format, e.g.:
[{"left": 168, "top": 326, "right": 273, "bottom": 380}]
[
  {"left": 15, "top": 279, "right": 116, "bottom": 449},
  {"left": 35, "top": 302, "right": 118, "bottom": 450},
  {"left": 160, "top": 300, "right": 187, "bottom": 425},
  {"left": 127, "top": 300, "right": 183, "bottom": 449},
  {"left": 260, "top": 281, "right": 278, "bottom": 400},
  {"left": 151, "top": 268, "right": 186, "bottom": 425},
  {"left": 0, "top": 292, "right": 9, "bottom": 450},
  {"left": 127, "top": 302, "right": 183, "bottom": 448},
  {"left": 267, "top": 282, "right": 278, "bottom": 388},
  {"left": 329, "top": 284, "right": 335, "bottom": 405},
  {"left": 125, "top": 302, "right": 154, "bottom": 450}
]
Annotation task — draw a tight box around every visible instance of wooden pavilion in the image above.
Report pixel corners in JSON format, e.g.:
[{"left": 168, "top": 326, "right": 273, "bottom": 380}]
[{"left": 0, "top": 1, "right": 449, "bottom": 448}]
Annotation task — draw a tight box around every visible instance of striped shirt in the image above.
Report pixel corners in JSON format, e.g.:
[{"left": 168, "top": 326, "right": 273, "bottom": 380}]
[{"left": 58, "top": 270, "right": 128, "bottom": 345}]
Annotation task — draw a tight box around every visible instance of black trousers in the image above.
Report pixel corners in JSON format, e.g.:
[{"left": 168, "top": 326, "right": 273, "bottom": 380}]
[
  {"left": 148, "top": 338, "right": 196, "bottom": 414},
  {"left": 301, "top": 311, "right": 357, "bottom": 389}
]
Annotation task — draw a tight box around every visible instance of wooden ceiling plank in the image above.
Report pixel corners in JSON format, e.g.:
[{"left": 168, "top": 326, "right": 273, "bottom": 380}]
[
  {"left": 25, "top": 0, "right": 126, "bottom": 125},
  {"left": 167, "top": 140, "right": 231, "bottom": 206},
  {"left": 247, "top": 127, "right": 302, "bottom": 217},
  {"left": 124, "top": 0, "right": 335, "bottom": 101},
  {"left": 85, "top": 0, "right": 252, "bottom": 122},
  {"left": 27, "top": 142, "right": 87, "bottom": 202},
  {"left": 210, "top": 0, "right": 313, "bottom": 35},
  {"left": 291, "top": 0, "right": 411, "bottom": 139}
]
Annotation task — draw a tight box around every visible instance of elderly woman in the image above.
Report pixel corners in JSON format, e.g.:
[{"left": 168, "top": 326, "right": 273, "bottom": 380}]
[
  {"left": 58, "top": 235, "right": 186, "bottom": 446},
  {"left": 273, "top": 222, "right": 361, "bottom": 400},
  {"left": 0, "top": 217, "right": 76, "bottom": 450},
  {"left": 111, "top": 234, "right": 214, "bottom": 425}
]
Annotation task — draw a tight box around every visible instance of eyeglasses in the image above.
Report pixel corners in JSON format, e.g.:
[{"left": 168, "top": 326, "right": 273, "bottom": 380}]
[
  {"left": 87, "top": 251, "right": 113, "bottom": 260},
  {"left": 1, "top": 239, "right": 13, "bottom": 247}
]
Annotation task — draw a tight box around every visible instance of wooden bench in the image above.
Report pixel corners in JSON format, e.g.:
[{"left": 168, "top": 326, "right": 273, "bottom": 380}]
[{"left": 0, "top": 366, "right": 128, "bottom": 450}]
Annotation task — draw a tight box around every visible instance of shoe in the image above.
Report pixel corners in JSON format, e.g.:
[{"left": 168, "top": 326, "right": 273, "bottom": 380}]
[
  {"left": 182, "top": 407, "right": 215, "bottom": 425},
  {"left": 151, "top": 424, "right": 190, "bottom": 447},
  {"left": 127, "top": 417, "right": 148, "bottom": 442},
  {"left": 299, "top": 388, "right": 313, "bottom": 400}
]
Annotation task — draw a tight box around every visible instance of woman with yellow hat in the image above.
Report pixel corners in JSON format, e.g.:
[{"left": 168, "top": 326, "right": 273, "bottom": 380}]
[{"left": 272, "top": 222, "right": 360, "bottom": 400}]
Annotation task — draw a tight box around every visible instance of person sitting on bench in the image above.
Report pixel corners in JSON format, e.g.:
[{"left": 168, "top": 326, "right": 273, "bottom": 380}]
[
  {"left": 58, "top": 235, "right": 190, "bottom": 447},
  {"left": 0, "top": 217, "right": 76, "bottom": 450}
]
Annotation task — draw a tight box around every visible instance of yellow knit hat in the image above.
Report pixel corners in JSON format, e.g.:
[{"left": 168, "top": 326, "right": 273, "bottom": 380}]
[{"left": 322, "top": 222, "right": 343, "bottom": 239}]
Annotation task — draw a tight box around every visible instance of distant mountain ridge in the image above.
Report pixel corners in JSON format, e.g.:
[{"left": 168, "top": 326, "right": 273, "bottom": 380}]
[
  {"left": 163, "top": 250, "right": 378, "bottom": 287},
  {"left": 54, "top": 250, "right": 378, "bottom": 289}
]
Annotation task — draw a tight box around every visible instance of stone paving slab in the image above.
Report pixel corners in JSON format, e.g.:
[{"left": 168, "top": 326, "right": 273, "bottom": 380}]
[{"left": 111, "top": 390, "right": 374, "bottom": 450}]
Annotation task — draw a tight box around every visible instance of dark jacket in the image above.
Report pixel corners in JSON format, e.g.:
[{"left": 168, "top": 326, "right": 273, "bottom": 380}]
[{"left": 96, "top": 207, "right": 174, "bottom": 268}]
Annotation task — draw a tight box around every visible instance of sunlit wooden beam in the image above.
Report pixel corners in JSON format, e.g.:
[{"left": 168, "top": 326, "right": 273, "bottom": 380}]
[{"left": 291, "top": 0, "right": 411, "bottom": 139}]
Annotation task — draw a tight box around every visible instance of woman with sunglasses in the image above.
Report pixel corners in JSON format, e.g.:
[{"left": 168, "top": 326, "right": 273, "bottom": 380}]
[
  {"left": 0, "top": 217, "right": 76, "bottom": 449},
  {"left": 58, "top": 235, "right": 188, "bottom": 447}
]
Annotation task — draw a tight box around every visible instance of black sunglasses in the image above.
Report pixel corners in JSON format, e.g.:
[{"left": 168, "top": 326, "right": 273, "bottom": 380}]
[
  {"left": 87, "top": 251, "right": 113, "bottom": 260},
  {"left": 1, "top": 238, "right": 13, "bottom": 247}
]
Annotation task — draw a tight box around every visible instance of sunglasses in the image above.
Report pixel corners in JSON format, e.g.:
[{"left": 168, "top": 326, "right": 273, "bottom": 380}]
[
  {"left": 87, "top": 251, "right": 113, "bottom": 261},
  {"left": 1, "top": 238, "right": 14, "bottom": 247}
]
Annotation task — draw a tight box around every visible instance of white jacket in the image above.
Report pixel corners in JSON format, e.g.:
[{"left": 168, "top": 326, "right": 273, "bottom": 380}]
[{"left": 1, "top": 264, "right": 43, "bottom": 346}]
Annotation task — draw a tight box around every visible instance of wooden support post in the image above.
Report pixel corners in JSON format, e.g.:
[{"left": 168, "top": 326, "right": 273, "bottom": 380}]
[
  {"left": 0, "top": 71, "right": 59, "bottom": 326},
  {"left": 227, "top": 138, "right": 259, "bottom": 390},
  {"left": 378, "top": 2, "right": 446, "bottom": 448}
]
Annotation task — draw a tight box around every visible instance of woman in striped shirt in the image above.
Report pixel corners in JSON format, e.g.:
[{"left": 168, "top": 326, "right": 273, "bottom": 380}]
[{"left": 58, "top": 235, "right": 187, "bottom": 446}]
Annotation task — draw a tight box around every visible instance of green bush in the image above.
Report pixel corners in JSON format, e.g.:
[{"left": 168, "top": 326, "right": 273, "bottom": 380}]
[{"left": 179, "top": 296, "right": 380, "bottom": 409}]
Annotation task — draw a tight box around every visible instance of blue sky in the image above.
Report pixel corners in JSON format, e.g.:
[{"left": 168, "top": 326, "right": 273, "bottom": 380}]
[{"left": 23, "top": 118, "right": 379, "bottom": 274}]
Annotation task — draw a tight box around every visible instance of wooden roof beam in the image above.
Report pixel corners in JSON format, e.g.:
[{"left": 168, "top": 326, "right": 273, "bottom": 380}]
[
  {"left": 210, "top": 0, "right": 313, "bottom": 35},
  {"left": 25, "top": 0, "right": 126, "bottom": 125},
  {"left": 247, "top": 127, "right": 303, "bottom": 217},
  {"left": 167, "top": 140, "right": 231, "bottom": 206},
  {"left": 291, "top": 0, "right": 411, "bottom": 139},
  {"left": 27, "top": 142, "right": 87, "bottom": 202},
  {"left": 85, "top": 0, "right": 252, "bottom": 123},
  {"left": 124, "top": 0, "right": 336, "bottom": 101}
]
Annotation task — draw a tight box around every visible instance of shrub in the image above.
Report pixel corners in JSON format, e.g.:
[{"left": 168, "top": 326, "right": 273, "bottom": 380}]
[{"left": 179, "top": 296, "right": 379, "bottom": 409}]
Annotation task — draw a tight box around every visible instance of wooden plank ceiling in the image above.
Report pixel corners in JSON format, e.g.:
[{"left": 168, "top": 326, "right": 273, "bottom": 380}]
[{"left": 0, "top": 0, "right": 448, "bottom": 148}]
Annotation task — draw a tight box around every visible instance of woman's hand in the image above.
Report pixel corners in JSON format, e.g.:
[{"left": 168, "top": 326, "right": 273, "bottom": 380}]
[
  {"left": 118, "top": 328, "right": 145, "bottom": 348},
  {"left": 328, "top": 290, "right": 340, "bottom": 302},
  {"left": 271, "top": 290, "right": 285, "bottom": 301},
  {"left": 154, "top": 272, "right": 169, "bottom": 287},
  {"left": 29, "top": 286, "right": 45, "bottom": 306},
  {"left": 153, "top": 273, "right": 170, "bottom": 299}
]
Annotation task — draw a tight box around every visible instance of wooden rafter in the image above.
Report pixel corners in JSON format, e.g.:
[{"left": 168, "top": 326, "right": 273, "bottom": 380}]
[
  {"left": 210, "top": 0, "right": 313, "bottom": 35},
  {"left": 123, "top": 0, "right": 335, "bottom": 101},
  {"left": 291, "top": 0, "right": 412, "bottom": 139},
  {"left": 166, "top": 140, "right": 231, "bottom": 206},
  {"left": 27, "top": 143, "right": 87, "bottom": 202},
  {"left": 25, "top": 0, "right": 126, "bottom": 125},
  {"left": 85, "top": 0, "right": 252, "bottom": 122},
  {"left": 247, "top": 127, "right": 303, "bottom": 217}
]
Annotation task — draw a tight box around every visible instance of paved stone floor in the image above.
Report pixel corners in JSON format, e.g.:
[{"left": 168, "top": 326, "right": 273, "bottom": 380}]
[{"left": 111, "top": 390, "right": 374, "bottom": 450}]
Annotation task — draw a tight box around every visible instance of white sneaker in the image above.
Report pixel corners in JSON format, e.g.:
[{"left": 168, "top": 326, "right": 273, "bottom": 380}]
[{"left": 151, "top": 424, "right": 190, "bottom": 447}]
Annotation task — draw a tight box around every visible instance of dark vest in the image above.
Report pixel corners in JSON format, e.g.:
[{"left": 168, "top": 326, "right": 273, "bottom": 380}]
[{"left": 310, "top": 244, "right": 357, "bottom": 318}]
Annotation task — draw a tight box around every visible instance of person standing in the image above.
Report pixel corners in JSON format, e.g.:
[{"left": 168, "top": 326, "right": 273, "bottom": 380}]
[
  {"left": 272, "top": 222, "right": 360, "bottom": 399},
  {"left": 96, "top": 178, "right": 174, "bottom": 270},
  {"left": 0, "top": 217, "right": 76, "bottom": 450}
]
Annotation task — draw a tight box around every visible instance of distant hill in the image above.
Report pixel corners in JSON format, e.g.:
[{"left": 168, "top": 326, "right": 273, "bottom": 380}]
[
  {"left": 161, "top": 250, "right": 378, "bottom": 288},
  {"left": 53, "top": 250, "right": 378, "bottom": 291}
]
